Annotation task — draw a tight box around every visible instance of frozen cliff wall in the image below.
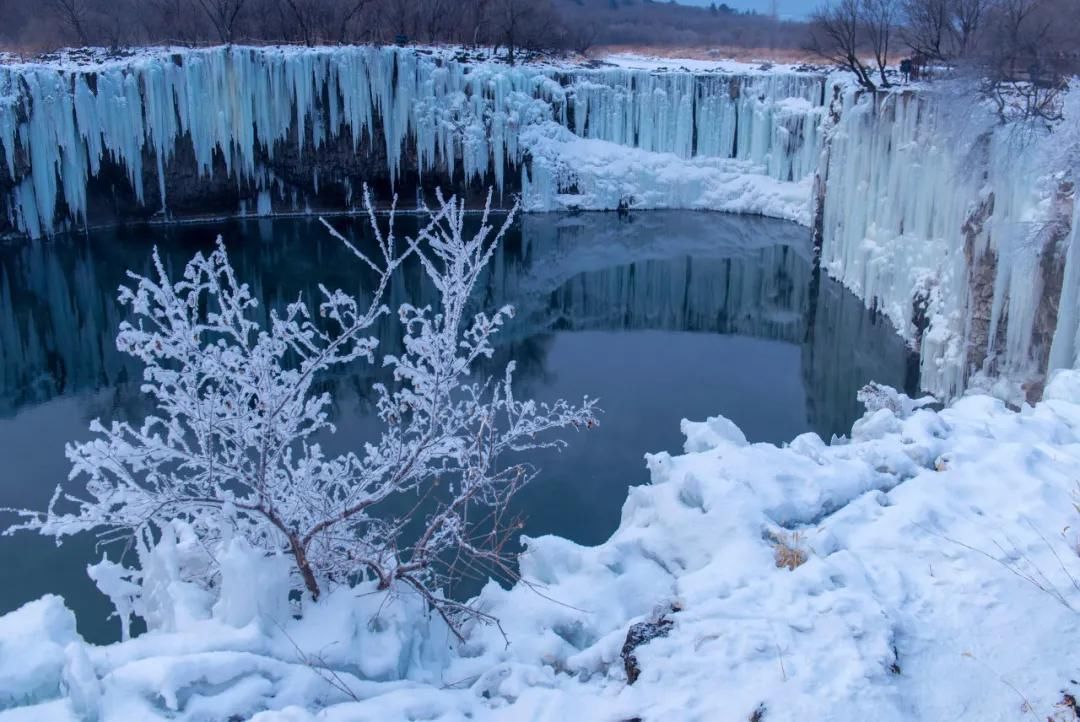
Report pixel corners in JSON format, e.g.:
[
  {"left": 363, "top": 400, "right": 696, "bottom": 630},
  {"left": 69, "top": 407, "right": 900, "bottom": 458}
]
[
  {"left": 4, "top": 45, "right": 1079, "bottom": 402},
  {"left": 817, "top": 83, "right": 1079, "bottom": 401},
  {"left": 0, "top": 47, "right": 826, "bottom": 238}
]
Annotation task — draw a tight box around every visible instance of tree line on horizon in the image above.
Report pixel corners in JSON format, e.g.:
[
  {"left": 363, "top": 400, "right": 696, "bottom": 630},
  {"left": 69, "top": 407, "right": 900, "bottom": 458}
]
[
  {"left": 809, "top": 0, "right": 1080, "bottom": 123},
  {"left": 0, "top": 0, "right": 810, "bottom": 56}
]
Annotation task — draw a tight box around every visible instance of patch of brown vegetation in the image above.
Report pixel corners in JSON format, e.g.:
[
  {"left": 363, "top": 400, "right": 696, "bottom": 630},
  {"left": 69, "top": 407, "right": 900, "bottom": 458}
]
[
  {"left": 769, "top": 530, "right": 808, "bottom": 571},
  {"left": 592, "top": 45, "right": 820, "bottom": 65}
]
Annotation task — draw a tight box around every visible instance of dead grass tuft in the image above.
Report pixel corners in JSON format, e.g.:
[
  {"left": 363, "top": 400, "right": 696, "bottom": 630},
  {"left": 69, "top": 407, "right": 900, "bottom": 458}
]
[{"left": 771, "top": 530, "right": 808, "bottom": 571}]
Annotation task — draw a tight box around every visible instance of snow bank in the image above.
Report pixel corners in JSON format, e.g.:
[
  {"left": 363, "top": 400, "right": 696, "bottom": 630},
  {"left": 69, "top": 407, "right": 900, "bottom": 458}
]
[
  {"left": 0, "top": 596, "right": 82, "bottom": 711},
  {"left": 5, "top": 375, "right": 1080, "bottom": 721}
]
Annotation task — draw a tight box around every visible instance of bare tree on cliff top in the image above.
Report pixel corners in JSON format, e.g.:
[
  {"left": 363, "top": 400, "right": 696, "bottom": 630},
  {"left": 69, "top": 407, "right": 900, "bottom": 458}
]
[
  {"left": 863, "top": 0, "right": 898, "bottom": 88},
  {"left": 196, "top": 0, "right": 248, "bottom": 43},
  {"left": 810, "top": 0, "right": 882, "bottom": 90},
  {"left": 901, "top": 0, "right": 991, "bottom": 61},
  {"left": 47, "top": 0, "right": 91, "bottom": 45},
  {"left": 489, "top": 0, "right": 561, "bottom": 64},
  {"left": 4, "top": 189, "right": 597, "bottom": 638}
]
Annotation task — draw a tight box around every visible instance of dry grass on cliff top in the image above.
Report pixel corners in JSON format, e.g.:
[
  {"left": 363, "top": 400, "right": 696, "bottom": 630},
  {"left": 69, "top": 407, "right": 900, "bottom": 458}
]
[{"left": 592, "top": 45, "right": 820, "bottom": 65}]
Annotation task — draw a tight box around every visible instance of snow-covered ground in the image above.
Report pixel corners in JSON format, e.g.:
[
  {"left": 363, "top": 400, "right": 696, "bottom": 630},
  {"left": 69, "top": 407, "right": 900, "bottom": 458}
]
[
  {"left": 599, "top": 52, "right": 824, "bottom": 75},
  {"left": 4, "top": 374, "right": 1080, "bottom": 722},
  {"left": 520, "top": 122, "right": 812, "bottom": 223}
]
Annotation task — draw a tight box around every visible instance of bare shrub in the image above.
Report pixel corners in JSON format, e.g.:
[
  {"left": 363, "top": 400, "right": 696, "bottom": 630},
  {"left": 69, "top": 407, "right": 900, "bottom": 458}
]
[{"left": 3, "top": 189, "right": 598, "bottom": 638}]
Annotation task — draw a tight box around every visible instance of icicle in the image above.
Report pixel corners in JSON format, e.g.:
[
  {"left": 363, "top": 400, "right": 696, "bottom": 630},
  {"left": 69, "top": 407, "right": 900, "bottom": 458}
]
[{"left": 1049, "top": 199, "right": 1080, "bottom": 371}]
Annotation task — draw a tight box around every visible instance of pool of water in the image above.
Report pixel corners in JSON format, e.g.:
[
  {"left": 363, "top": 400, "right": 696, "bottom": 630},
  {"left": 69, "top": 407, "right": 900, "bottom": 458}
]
[{"left": 0, "top": 210, "right": 917, "bottom": 642}]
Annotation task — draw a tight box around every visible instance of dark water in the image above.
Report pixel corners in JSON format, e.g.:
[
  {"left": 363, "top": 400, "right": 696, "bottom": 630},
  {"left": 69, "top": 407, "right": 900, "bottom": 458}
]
[{"left": 0, "top": 211, "right": 917, "bottom": 642}]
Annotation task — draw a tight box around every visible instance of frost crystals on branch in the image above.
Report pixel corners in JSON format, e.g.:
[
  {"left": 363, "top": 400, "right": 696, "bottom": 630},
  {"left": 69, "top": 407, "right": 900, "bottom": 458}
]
[{"left": 5, "top": 187, "right": 598, "bottom": 639}]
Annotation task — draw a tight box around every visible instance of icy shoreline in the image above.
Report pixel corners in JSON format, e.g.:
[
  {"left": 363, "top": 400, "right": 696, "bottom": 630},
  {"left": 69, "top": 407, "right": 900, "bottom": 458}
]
[{"left": 4, "top": 375, "right": 1080, "bottom": 721}]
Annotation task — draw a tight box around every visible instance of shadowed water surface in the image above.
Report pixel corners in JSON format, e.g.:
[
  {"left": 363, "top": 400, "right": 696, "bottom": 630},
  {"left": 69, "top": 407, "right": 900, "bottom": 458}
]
[{"left": 0, "top": 211, "right": 917, "bottom": 642}]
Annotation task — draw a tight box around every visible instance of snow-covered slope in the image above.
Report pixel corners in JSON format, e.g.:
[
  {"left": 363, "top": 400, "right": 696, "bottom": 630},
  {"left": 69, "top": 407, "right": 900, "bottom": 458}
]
[{"left": 4, "top": 375, "right": 1080, "bottom": 722}]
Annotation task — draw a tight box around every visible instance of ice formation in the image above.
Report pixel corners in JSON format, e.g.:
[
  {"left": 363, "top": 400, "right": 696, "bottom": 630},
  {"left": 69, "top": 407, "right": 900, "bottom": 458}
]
[
  {"left": 818, "top": 82, "right": 1080, "bottom": 400},
  {"left": 1, "top": 45, "right": 1078, "bottom": 398},
  {"left": 0, "top": 46, "right": 826, "bottom": 237}
]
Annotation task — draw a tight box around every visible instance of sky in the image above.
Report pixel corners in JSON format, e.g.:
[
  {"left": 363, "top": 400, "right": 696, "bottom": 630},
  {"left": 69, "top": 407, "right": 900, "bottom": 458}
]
[{"left": 676, "top": 0, "right": 816, "bottom": 19}]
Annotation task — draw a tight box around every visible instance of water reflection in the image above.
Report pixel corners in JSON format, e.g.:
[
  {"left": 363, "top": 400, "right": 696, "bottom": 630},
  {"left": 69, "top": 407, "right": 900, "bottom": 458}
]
[{"left": 0, "top": 211, "right": 916, "bottom": 641}]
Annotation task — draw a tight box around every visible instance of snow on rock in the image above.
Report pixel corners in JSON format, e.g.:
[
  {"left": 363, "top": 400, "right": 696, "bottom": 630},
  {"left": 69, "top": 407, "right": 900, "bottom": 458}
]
[
  {"left": 520, "top": 122, "right": 812, "bottom": 221},
  {"left": 680, "top": 414, "right": 749, "bottom": 452},
  {"left": 5, "top": 376, "right": 1080, "bottom": 721}
]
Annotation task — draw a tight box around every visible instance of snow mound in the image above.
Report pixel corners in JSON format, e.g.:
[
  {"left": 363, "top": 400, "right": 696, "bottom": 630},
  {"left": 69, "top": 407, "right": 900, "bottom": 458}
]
[
  {"left": 0, "top": 596, "right": 83, "bottom": 712},
  {"left": 521, "top": 123, "right": 813, "bottom": 222},
  {"left": 5, "top": 377, "right": 1080, "bottom": 721}
]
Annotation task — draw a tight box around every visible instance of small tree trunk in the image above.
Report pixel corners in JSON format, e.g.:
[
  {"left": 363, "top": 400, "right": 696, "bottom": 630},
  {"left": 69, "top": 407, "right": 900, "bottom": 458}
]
[{"left": 288, "top": 533, "right": 321, "bottom": 600}]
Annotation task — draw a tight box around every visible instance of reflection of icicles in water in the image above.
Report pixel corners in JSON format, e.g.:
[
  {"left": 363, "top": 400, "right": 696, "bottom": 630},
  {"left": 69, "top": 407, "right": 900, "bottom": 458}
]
[
  {"left": 504, "top": 213, "right": 812, "bottom": 342},
  {"left": 0, "top": 47, "right": 826, "bottom": 237},
  {"left": 0, "top": 212, "right": 914, "bottom": 441},
  {"left": 801, "top": 267, "right": 918, "bottom": 439},
  {"left": 537, "top": 249, "right": 807, "bottom": 342},
  {"left": 0, "top": 240, "right": 129, "bottom": 412}
]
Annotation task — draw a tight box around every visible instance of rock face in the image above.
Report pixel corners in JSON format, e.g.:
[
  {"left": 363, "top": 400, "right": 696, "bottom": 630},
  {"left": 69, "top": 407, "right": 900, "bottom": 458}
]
[{"left": 960, "top": 191, "right": 998, "bottom": 376}]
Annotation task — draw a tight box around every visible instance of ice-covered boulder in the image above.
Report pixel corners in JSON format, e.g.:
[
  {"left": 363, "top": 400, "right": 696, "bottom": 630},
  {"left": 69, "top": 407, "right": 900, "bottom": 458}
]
[{"left": 0, "top": 596, "right": 84, "bottom": 710}]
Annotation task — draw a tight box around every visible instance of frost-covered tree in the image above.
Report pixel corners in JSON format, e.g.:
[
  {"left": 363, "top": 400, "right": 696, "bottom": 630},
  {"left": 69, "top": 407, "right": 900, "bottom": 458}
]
[{"left": 5, "top": 190, "right": 597, "bottom": 637}]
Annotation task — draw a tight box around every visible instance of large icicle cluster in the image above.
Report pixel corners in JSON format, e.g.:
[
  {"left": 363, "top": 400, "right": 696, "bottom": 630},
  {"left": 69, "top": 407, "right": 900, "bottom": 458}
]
[
  {"left": 818, "top": 82, "right": 1080, "bottom": 399},
  {"left": 0, "top": 46, "right": 826, "bottom": 238},
  {"left": 568, "top": 70, "right": 823, "bottom": 181}
]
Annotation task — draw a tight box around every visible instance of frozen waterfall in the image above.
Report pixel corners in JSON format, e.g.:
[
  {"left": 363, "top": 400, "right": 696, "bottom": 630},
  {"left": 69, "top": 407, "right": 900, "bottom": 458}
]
[
  {"left": 818, "top": 82, "right": 1079, "bottom": 401},
  {"left": 0, "top": 46, "right": 826, "bottom": 237},
  {"left": 2, "top": 45, "right": 1079, "bottom": 403}
]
